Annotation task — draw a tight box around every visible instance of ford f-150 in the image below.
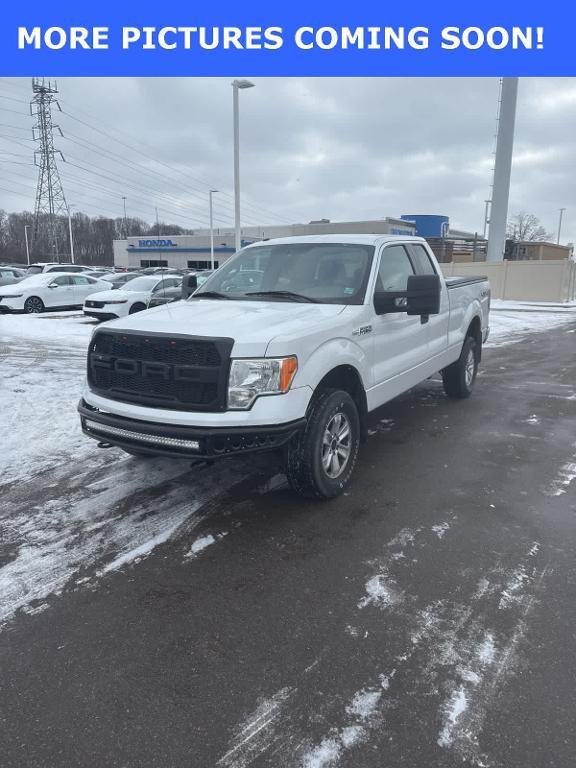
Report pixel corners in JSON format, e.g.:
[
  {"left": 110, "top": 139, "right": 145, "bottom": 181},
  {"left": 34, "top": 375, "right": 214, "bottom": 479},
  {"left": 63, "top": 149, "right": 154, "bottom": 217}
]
[{"left": 79, "top": 235, "right": 490, "bottom": 499}]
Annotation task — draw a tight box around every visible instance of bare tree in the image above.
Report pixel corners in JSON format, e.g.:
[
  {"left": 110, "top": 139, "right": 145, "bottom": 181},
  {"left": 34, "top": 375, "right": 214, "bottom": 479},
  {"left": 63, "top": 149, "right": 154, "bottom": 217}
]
[
  {"left": 507, "top": 212, "right": 552, "bottom": 242},
  {"left": 0, "top": 208, "right": 192, "bottom": 264}
]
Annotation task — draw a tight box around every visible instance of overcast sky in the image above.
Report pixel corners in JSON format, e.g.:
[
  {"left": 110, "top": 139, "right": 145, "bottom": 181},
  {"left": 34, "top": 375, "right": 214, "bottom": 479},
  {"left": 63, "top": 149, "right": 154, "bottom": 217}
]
[{"left": 0, "top": 77, "right": 574, "bottom": 243}]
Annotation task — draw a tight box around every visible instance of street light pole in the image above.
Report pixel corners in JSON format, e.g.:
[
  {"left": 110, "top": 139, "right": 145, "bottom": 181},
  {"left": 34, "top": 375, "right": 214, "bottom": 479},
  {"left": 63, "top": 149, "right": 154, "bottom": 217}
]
[
  {"left": 487, "top": 77, "right": 519, "bottom": 262},
  {"left": 557, "top": 207, "right": 566, "bottom": 244},
  {"left": 24, "top": 225, "right": 31, "bottom": 265},
  {"left": 68, "top": 206, "right": 75, "bottom": 264},
  {"left": 232, "top": 79, "right": 255, "bottom": 253},
  {"left": 209, "top": 190, "right": 219, "bottom": 271},
  {"left": 122, "top": 196, "right": 128, "bottom": 239}
]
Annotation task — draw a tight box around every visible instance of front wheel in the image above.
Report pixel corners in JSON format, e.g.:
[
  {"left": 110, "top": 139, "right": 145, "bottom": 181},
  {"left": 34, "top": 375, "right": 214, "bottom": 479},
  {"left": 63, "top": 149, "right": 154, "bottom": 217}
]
[
  {"left": 129, "top": 302, "right": 147, "bottom": 314},
  {"left": 285, "top": 389, "right": 360, "bottom": 500},
  {"left": 442, "top": 336, "right": 479, "bottom": 399},
  {"left": 24, "top": 296, "right": 45, "bottom": 314}
]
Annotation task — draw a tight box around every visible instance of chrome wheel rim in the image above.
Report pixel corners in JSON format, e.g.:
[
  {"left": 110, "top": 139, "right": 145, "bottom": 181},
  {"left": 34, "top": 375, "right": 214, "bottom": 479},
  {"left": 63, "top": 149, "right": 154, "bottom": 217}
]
[
  {"left": 465, "top": 349, "right": 476, "bottom": 387},
  {"left": 26, "top": 297, "right": 43, "bottom": 313},
  {"left": 321, "top": 412, "right": 352, "bottom": 479}
]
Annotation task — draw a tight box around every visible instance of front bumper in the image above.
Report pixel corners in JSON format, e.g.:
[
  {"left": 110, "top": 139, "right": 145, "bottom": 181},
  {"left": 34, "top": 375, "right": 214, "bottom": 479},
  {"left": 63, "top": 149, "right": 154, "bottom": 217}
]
[
  {"left": 83, "top": 309, "right": 120, "bottom": 321},
  {"left": 0, "top": 301, "right": 21, "bottom": 313},
  {"left": 78, "top": 399, "right": 305, "bottom": 459}
]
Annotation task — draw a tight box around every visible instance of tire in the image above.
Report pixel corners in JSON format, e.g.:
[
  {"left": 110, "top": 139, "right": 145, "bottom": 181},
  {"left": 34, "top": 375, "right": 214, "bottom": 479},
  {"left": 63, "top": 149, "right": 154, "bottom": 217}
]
[
  {"left": 442, "top": 336, "right": 479, "bottom": 399},
  {"left": 24, "top": 296, "right": 45, "bottom": 314},
  {"left": 285, "top": 389, "right": 360, "bottom": 500},
  {"left": 129, "top": 302, "right": 147, "bottom": 314}
]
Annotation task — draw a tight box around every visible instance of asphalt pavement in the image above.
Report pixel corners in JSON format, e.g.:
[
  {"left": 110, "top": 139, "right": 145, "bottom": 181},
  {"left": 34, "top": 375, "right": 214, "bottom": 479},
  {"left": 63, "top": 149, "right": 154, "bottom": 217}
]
[{"left": 1, "top": 322, "right": 576, "bottom": 768}]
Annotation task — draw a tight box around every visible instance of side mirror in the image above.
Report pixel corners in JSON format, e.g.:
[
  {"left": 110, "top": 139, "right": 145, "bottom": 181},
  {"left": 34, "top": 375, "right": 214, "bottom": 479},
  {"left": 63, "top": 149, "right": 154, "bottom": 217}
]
[
  {"left": 181, "top": 274, "right": 198, "bottom": 299},
  {"left": 48, "top": 282, "right": 58, "bottom": 289},
  {"left": 406, "top": 274, "right": 441, "bottom": 316}
]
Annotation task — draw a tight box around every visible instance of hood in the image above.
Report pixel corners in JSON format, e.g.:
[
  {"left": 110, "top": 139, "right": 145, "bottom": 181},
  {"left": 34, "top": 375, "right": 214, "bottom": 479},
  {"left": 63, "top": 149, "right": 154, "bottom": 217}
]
[
  {"left": 1, "top": 275, "right": 47, "bottom": 294},
  {"left": 88, "top": 288, "right": 146, "bottom": 302},
  {"left": 102, "top": 298, "right": 347, "bottom": 357}
]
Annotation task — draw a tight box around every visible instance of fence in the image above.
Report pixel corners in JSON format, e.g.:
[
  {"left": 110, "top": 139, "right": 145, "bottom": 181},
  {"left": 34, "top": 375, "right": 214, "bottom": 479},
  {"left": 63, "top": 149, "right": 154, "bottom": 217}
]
[{"left": 441, "top": 259, "right": 576, "bottom": 302}]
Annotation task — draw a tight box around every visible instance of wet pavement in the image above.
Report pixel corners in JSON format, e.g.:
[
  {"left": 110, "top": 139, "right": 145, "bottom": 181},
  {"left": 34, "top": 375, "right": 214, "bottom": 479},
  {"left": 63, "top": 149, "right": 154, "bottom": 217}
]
[{"left": 1, "top": 320, "right": 576, "bottom": 767}]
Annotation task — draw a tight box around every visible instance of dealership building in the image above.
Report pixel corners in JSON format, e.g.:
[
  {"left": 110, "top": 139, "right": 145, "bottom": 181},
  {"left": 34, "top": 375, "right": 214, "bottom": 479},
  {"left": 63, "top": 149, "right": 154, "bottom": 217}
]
[{"left": 112, "top": 216, "right": 419, "bottom": 271}]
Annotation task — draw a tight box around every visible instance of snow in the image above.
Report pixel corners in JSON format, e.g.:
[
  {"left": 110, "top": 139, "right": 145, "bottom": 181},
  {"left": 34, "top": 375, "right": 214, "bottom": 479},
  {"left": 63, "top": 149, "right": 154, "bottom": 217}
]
[
  {"left": 487, "top": 300, "right": 576, "bottom": 347},
  {"left": 545, "top": 447, "right": 576, "bottom": 496},
  {"left": 217, "top": 688, "right": 294, "bottom": 768},
  {"left": 302, "top": 740, "right": 342, "bottom": 768},
  {"left": 477, "top": 634, "right": 496, "bottom": 665},
  {"left": 358, "top": 574, "right": 401, "bottom": 609},
  {"left": 0, "top": 311, "right": 95, "bottom": 484},
  {"left": 438, "top": 687, "right": 468, "bottom": 747},
  {"left": 0, "top": 313, "right": 254, "bottom": 627},
  {"left": 0, "top": 310, "right": 95, "bottom": 346},
  {"left": 185, "top": 534, "right": 217, "bottom": 558},
  {"left": 345, "top": 689, "right": 382, "bottom": 719}
]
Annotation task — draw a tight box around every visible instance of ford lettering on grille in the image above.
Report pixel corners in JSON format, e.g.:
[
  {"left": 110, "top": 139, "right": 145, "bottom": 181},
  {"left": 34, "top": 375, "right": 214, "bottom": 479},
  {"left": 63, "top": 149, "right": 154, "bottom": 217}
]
[{"left": 88, "top": 331, "right": 233, "bottom": 412}]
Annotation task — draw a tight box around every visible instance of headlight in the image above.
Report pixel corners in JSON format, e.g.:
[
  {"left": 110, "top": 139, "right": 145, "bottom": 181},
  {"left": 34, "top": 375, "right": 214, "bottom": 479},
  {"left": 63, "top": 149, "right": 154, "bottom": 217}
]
[
  {"left": 228, "top": 357, "right": 298, "bottom": 410},
  {"left": 0, "top": 294, "right": 22, "bottom": 299},
  {"left": 100, "top": 300, "right": 128, "bottom": 305}
]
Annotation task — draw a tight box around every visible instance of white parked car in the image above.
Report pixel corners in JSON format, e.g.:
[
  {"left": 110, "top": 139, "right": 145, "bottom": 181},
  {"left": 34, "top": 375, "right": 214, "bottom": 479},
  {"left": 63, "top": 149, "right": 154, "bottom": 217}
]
[
  {"left": 0, "top": 273, "right": 111, "bottom": 314},
  {"left": 83, "top": 275, "right": 182, "bottom": 321},
  {"left": 26, "top": 262, "right": 91, "bottom": 274}
]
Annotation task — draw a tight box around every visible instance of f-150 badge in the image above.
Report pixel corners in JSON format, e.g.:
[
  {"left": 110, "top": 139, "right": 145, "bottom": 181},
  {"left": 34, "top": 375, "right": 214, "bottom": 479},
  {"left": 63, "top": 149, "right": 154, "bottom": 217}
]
[{"left": 352, "top": 325, "right": 373, "bottom": 336}]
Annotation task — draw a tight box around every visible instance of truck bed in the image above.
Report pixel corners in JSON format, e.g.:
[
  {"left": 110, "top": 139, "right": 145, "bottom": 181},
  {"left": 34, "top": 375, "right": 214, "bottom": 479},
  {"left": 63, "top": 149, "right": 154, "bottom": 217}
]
[{"left": 445, "top": 275, "right": 488, "bottom": 289}]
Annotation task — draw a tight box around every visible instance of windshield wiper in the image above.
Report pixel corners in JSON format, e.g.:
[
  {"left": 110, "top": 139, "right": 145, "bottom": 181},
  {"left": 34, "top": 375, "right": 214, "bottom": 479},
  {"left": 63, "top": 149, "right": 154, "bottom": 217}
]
[
  {"left": 245, "top": 290, "right": 319, "bottom": 303},
  {"left": 192, "top": 291, "right": 231, "bottom": 300}
]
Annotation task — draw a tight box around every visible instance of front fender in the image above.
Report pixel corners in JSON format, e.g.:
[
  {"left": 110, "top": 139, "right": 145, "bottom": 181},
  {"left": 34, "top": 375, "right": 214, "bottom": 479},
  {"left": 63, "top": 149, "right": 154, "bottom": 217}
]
[{"left": 291, "top": 337, "right": 371, "bottom": 393}]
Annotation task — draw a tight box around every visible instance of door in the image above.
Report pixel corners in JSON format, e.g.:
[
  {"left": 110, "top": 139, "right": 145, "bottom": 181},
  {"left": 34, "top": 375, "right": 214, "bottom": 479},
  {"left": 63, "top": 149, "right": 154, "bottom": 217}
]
[
  {"left": 151, "top": 277, "right": 181, "bottom": 300},
  {"left": 370, "top": 243, "right": 430, "bottom": 406},
  {"left": 407, "top": 242, "right": 449, "bottom": 361},
  {"left": 44, "top": 275, "right": 75, "bottom": 308},
  {"left": 72, "top": 275, "right": 100, "bottom": 304}
]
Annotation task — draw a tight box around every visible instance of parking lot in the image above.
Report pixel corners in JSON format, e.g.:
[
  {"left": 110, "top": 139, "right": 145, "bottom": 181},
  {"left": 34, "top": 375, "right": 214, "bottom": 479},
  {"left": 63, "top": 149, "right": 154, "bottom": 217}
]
[{"left": 2, "top": 307, "right": 576, "bottom": 768}]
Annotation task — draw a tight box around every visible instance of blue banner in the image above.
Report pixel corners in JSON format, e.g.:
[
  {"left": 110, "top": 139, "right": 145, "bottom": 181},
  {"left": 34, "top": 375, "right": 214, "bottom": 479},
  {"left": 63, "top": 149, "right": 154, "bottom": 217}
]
[{"left": 0, "top": 0, "right": 569, "bottom": 76}]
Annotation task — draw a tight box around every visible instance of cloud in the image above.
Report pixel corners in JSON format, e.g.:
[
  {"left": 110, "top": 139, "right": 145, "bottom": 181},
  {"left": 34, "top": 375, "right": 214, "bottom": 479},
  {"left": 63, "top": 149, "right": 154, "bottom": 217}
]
[{"left": 0, "top": 76, "right": 573, "bottom": 243}]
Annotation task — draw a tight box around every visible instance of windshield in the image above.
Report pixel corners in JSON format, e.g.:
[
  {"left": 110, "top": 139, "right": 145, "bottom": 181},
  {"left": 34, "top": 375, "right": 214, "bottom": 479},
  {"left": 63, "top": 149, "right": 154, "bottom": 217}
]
[
  {"left": 122, "top": 277, "right": 159, "bottom": 292},
  {"left": 194, "top": 243, "right": 375, "bottom": 304},
  {"left": 27, "top": 266, "right": 44, "bottom": 275}
]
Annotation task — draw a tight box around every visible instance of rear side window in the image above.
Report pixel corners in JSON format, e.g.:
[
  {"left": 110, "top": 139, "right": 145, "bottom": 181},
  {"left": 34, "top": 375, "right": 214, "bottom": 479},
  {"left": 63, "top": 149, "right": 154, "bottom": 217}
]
[
  {"left": 52, "top": 275, "right": 74, "bottom": 286},
  {"left": 376, "top": 245, "right": 415, "bottom": 292},
  {"left": 72, "top": 275, "right": 91, "bottom": 285},
  {"left": 409, "top": 244, "right": 437, "bottom": 275}
]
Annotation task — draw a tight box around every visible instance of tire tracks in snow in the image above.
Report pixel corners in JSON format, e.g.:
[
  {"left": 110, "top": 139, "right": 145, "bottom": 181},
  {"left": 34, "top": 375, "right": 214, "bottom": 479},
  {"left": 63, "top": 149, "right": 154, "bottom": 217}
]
[
  {"left": 0, "top": 452, "right": 260, "bottom": 630},
  {"left": 216, "top": 520, "right": 550, "bottom": 768}
]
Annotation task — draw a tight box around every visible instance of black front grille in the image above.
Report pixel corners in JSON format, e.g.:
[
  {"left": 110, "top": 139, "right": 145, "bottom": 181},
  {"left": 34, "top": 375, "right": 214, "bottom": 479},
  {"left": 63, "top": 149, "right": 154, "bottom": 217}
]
[{"left": 88, "top": 330, "right": 233, "bottom": 411}]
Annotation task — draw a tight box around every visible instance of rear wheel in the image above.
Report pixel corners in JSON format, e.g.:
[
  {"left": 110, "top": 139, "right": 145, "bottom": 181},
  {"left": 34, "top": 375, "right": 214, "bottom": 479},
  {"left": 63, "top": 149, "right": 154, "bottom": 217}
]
[
  {"left": 286, "top": 389, "right": 360, "bottom": 500},
  {"left": 442, "top": 336, "right": 479, "bottom": 399},
  {"left": 24, "top": 296, "right": 44, "bottom": 314},
  {"left": 129, "top": 302, "right": 147, "bottom": 314}
]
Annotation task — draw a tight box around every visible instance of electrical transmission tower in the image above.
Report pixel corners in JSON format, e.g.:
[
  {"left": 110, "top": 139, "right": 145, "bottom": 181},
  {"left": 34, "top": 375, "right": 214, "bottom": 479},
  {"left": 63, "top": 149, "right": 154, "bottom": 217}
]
[{"left": 30, "top": 78, "right": 68, "bottom": 260}]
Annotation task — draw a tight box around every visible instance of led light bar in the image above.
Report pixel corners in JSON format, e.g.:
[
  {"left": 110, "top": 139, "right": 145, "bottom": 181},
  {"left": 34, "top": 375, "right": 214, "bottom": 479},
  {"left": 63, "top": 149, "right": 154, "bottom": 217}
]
[{"left": 84, "top": 419, "right": 200, "bottom": 451}]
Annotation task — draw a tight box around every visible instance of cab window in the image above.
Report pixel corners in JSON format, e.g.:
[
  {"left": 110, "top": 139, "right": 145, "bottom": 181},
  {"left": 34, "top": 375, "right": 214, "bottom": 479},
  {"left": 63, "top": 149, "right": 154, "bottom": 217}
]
[
  {"left": 409, "top": 244, "right": 437, "bottom": 275},
  {"left": 375, "top": 245, "right": 414, "bottom": 292}
]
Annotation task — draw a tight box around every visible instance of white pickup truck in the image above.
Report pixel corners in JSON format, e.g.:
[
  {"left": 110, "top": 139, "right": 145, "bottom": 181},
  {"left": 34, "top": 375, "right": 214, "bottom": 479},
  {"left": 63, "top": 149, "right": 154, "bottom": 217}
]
[{"left": 79, "top": 235, "right": 490, "bottom": 499}]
